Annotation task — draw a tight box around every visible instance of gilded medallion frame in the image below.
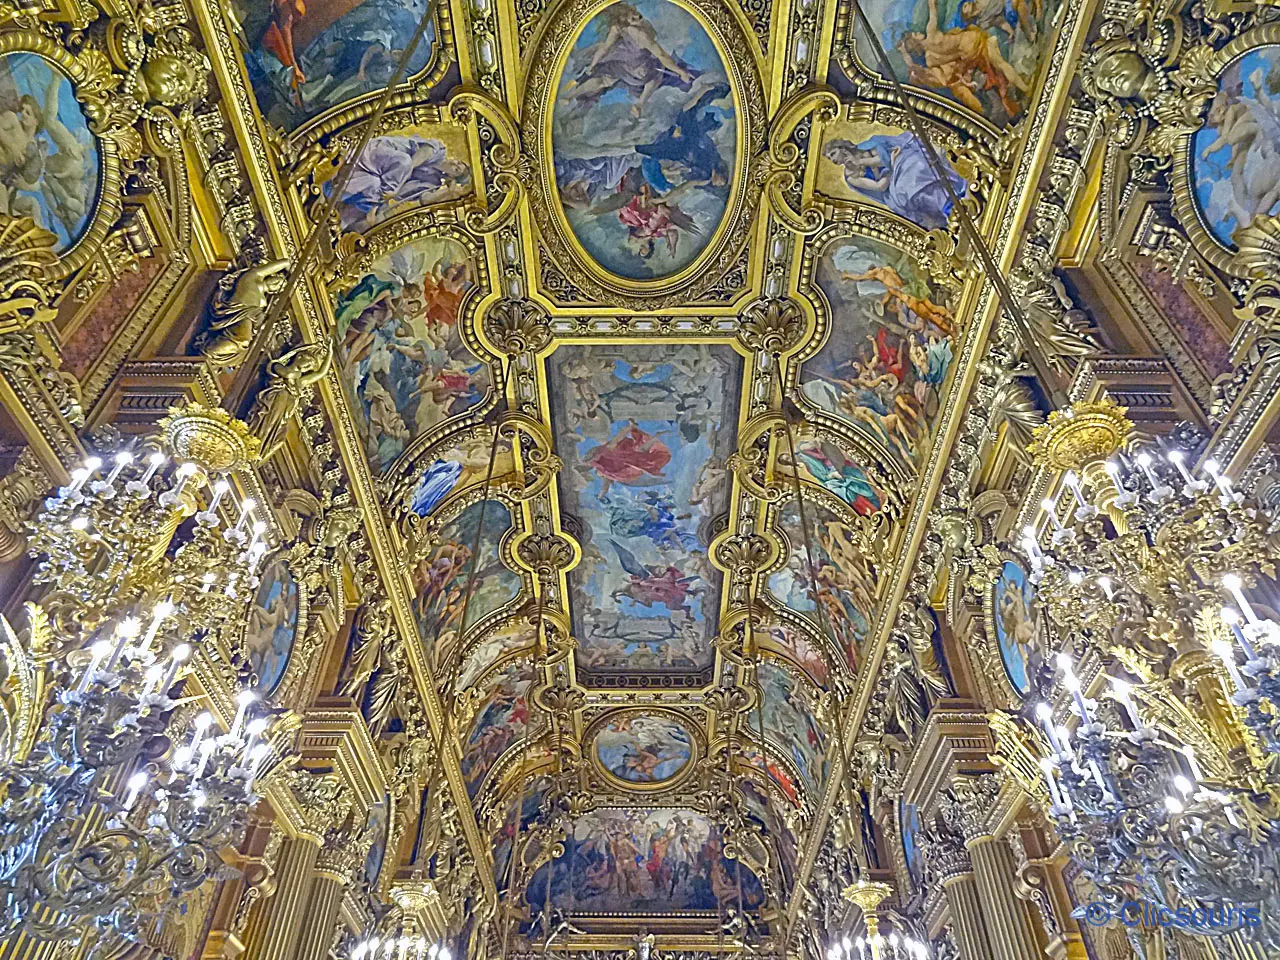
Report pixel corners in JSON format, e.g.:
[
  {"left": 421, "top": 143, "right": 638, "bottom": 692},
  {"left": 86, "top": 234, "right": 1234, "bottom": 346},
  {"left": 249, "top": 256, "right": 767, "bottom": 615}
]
[
  {"left": 520, "top": 0, "right": 767, "bottom": 308},
  {"left": 1168, "top": 24, "right": 1280, "bottom": 277},
  {"left": 585, "top": 707, "right": 703, "bottom": 793},
  {"left": 0, "top": 34, "right": 123, "bottom": 282},
  {"left": 239, "top": 548, "right": 311, "bottom": 702}
]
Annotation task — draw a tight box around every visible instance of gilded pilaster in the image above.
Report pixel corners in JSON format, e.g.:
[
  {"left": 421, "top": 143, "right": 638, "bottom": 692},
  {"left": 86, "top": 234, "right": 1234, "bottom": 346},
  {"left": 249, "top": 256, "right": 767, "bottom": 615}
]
[
  {"left": 924, "top": 824, "right": 995, "bottom": 960},
  {"left": 242, "top": 774, "right": 350, "bottom": 960},
  {"left": 240, "top": 835, "right": 324, "bottom": 960}
]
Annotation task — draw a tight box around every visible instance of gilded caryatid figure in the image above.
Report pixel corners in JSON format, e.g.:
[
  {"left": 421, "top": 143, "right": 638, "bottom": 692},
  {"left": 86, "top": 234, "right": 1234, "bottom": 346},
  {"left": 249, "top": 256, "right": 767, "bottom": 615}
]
[
  {"left": 247, "top": 340, "right": 333, "bottom": 458},
  {"left": 202, "top": 259, "right": 291, "bottom": 370}
]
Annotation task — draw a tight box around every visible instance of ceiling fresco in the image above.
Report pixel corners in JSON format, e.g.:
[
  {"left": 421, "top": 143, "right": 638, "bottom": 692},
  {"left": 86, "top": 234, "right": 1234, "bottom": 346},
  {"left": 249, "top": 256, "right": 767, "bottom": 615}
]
[
  {"left": 550, "top": 0, "right": 738, "bottom": 281},
  {"left": 548, "top": 343, "right": 740, "bottom": 683},
  {"left": 524, "top": 808, "right": 766, "bottom": 919},
  {"left": 189, "top": 0, "right": 1091, "bottom": 938}
]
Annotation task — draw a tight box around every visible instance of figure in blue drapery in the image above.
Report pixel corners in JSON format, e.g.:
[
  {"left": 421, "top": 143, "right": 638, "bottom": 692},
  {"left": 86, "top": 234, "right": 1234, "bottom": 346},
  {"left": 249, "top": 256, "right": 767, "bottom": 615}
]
[{"left": 823, "top": 132, "right": 968, "bottom": 230}]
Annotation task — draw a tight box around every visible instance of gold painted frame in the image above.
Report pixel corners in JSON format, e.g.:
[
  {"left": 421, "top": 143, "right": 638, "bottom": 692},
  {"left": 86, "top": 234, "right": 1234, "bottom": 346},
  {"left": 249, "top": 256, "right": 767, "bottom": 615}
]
[
  {"left": 584, "top": 707, "right": 703, "bottom": 793},
  {"left": 1168, "top": 25, "right": 1280, "bottom": 277},
  {"left": 239, "top": 547, "right": 312, "bottom": 702},
  {"left": 520, "top": 0, "right": 768, "bottom": 308},
  {"left": 0, "top": 35, "right": 125, "bottom": 282}
]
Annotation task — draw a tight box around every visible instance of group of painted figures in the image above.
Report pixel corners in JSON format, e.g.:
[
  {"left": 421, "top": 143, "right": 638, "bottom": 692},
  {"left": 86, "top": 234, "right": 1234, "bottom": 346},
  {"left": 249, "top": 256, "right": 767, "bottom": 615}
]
[{"left": 552, "top": 0, "right": 737, "bottom": 279}]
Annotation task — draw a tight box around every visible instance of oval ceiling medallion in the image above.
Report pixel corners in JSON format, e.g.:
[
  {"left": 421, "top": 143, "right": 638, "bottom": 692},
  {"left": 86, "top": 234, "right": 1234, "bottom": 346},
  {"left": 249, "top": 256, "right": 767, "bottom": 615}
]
[
  {"left": 525, "top": 0, "right": 765, "bottom": 304},
  {"left": 589, "top": 709, "right": 697, "bottom": 788},
  {"left": 0, "top": 52, "right": 101, "bottom": 253}
]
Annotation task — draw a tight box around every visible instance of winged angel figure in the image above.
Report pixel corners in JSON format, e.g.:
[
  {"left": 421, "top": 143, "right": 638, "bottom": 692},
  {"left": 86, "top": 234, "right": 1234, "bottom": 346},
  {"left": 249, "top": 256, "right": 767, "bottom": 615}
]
[{"left": 609, "top": 539, "right": 704, "bottom": 616}]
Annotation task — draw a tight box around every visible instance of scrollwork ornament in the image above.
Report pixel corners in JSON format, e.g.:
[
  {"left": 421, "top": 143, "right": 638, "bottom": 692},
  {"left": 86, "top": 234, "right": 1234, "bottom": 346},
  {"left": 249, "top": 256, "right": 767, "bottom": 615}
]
[
  {"left": 483, "top": 298, "right": 552, "bottom": 357},
  {"left": 448, "top": 89, "right": 528, "bottom": 235}
]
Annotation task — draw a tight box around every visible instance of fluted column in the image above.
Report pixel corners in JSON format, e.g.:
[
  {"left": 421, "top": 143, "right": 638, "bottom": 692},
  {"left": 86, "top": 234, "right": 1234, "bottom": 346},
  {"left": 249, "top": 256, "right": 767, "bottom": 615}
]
[
  {"left": 940, "top": 776, "right": 1043, "bottom": 960},
  {"left": 924, "top": 822, "right": 996, "bottom": 960},
  {"left": 241, "top": 834, "right": 323, "bottom": 960},
  {"left": 291, "top": 839, "right": 359, "bottom": 960},
  {"left": 969, "top": 837, "right": 1042, "bottom": 960},
  {"left": 942, "top": 872, "right": 997, "bottom": 960}
]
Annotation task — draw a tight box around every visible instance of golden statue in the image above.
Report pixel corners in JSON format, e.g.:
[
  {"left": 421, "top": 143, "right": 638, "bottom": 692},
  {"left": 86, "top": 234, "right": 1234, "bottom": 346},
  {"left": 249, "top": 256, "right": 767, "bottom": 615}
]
[
  {"left": 248, "top": 340, "right": 333, "bottom": 458},
  {"left": 202, "top": 259, "right": 291, "bottom": 370}
]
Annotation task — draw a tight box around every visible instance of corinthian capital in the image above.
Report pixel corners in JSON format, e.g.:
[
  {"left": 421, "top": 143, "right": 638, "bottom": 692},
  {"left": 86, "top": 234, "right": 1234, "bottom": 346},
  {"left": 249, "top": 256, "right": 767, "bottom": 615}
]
[
  {"left": 284, "top": 770, "right": 352, "bottom": 842},
  {"left": 937, "top": 774, "right": 1001, "bottom": 843},
  {"left": 921, "top": 821, "right": 970, "bottom": 884}
]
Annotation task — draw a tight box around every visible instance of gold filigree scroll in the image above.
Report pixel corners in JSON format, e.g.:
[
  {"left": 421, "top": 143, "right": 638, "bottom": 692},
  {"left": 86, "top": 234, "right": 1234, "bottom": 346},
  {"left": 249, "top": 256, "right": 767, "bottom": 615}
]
[
  {"left": 448, "top": 88, "right": 526, "bottom": 235},
  {"left": 764, "top": 87, "right": 841, "bottom": 235}
]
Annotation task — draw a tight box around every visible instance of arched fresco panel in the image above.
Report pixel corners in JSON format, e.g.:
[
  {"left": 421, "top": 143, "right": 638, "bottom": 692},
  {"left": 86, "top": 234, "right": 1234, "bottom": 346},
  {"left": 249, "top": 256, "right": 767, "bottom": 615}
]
[
  {"left": 800, "top": 234, "right": 957, "bottom": 471},
  {"left": 756, "top": 661, "right": 829, "bottom": 797},
  {"left": 767, "top": 498, "right": 878, "bottom": 669},
  {"left": 335, "top": 236, "right": 489, "bottom": 474},
  {"left": 851, "top": 0, "right": 1062, "bottom": 126},
  {"left": 411, "top": 499, "right": 522, "bottom": 676},
  {"left": 526, "top": 808, "right": 765, "bottom": 915},
  {"left": 816, "top": 120, "right": 967, "bottom": 230},
  {"left": 460, "top": 660, "right": 541, "bottom": 799},
  {"left": 330, "top": 126, "right": 473, "bottom": 232},
  {"left": 236, "top": 0, "right": 439, "bottom": 130}
]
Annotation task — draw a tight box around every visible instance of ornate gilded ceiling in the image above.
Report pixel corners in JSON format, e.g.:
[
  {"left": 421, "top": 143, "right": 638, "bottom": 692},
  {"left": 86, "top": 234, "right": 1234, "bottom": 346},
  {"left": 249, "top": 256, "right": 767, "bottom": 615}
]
[
  {"left": 196, "top": 0, "right": 1080, "bottom": 935},
  {"left": 15, "top": 0, "right": 1274, "bottom": 943},
  {"left": 147, "top": 0, "right": 1096, "bottom": 927}
]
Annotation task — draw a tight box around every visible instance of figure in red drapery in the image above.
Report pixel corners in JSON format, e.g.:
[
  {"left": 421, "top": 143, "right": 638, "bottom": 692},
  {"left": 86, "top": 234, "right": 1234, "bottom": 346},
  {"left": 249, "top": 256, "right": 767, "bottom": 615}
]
[{"left": 587, "top": 420, "right": 671, "bottom": 497}]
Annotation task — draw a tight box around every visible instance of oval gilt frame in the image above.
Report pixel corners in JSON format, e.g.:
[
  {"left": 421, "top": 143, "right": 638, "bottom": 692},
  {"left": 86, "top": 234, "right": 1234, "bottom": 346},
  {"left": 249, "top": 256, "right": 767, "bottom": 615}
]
[
  {"left": 521, "top": 0, "right": 767, "bottom": 308},
  {"left": 1169, "top": 24, "right": 1280, "bottom": 277},
  {"left": 585, "top": 707, "right": 703, "bottom": 792},
  {"left": 0, "top": 36, "right": 121, "bottom": 282}
]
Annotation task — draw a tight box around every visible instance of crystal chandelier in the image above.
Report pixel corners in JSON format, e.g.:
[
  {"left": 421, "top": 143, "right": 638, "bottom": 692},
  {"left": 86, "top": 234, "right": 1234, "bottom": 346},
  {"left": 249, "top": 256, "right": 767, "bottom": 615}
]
[
  {"left": 992, "top": 399, "right": 1280, "bottom": 947},
  {"left": 826, "top": 881, "right": 931, "bottom": 960},
  {"left": 0, "top": 405, "right": 283, "bottom": 955},
  {"left": 351, "top": 936, "right": 452, "bottom": 960}
]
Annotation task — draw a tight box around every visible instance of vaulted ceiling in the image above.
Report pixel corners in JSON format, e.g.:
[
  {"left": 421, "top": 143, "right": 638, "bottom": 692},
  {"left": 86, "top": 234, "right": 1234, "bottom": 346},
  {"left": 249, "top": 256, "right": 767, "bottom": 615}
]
[{"left": 213, "top": 0, "right": 1078, "bottom": 939}]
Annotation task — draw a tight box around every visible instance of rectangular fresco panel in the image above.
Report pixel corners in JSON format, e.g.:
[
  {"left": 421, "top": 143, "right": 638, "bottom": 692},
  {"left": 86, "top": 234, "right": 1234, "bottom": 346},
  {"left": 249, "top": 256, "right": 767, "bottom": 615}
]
[
  {"left": 856, "top": 0, "right": 1059, "bottom": 126},
  {"left": 529, "top": 808, "right": 764, "bottom": 914},
  {"left": 237, "top": 0, "right": 437, "bottom": 131},
  {"left": 548, "top": 344, "right": 741, "bottom": 676}
]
